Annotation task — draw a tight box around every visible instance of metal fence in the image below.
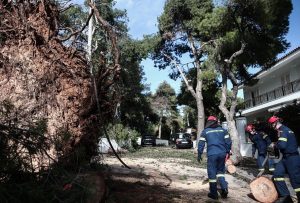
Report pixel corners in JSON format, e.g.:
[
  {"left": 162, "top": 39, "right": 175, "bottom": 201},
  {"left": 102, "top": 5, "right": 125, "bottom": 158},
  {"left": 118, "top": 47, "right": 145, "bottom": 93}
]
[{"left": 244, "top": 79, "right": 300, "bottom": 109}]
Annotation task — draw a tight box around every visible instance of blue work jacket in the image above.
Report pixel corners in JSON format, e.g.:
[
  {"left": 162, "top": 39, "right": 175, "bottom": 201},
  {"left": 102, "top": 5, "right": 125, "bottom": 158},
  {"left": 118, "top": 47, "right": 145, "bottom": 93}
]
[
  {"left": 198, "top": 126, "right": 232, "bottom": 157},
  {"left": 276, "top": 125, "right": 299, "bottom": 157},
  {"left": 249, "top": 131, "right": 271, "bottom": 156}
]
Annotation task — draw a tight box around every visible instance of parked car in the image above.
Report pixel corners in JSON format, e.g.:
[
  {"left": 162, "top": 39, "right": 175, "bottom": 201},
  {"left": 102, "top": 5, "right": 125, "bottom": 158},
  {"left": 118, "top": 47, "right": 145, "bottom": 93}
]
[
  {"left": 174, "top": 133, "right": 193, "bottom": 149},
  {"left": 141, "top": 134, "right": 156, "bottom": 146},
  {"left": 169, "top": 133, "right": 181, "bottom": 145}
]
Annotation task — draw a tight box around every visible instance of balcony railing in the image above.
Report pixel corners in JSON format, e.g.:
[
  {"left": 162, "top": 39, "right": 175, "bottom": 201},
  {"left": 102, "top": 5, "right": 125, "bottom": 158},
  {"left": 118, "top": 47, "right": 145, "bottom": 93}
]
[{"left": 244, "top": 79, "right": 300, "bottom": 109}]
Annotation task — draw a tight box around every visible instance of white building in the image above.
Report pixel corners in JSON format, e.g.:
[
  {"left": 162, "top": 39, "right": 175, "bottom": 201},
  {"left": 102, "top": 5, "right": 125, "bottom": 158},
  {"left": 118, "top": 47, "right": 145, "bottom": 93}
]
[
  {"left": 241, "top": 47, "right": 300, "bottom": 121},
  {"left": 237, "top": 47, "right": 300, "bottom": 157}
]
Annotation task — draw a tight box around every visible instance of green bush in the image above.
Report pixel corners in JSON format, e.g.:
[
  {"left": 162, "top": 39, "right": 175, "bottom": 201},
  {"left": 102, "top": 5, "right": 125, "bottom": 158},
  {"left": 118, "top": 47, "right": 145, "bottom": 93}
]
[{"left": 106, "top": 123, "right": 141, "bottom": 150}]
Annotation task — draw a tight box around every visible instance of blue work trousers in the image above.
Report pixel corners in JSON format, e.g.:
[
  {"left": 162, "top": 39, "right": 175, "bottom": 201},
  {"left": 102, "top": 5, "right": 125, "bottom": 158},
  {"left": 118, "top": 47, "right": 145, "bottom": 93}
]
[
  {"left": 257, "top": 154, "right": 275, "bottom": 172},
  {"left": 207, "top": 153, "right": 228, "bottom": 196},
  {"left": 273, "top": 155, "right": 300, "bottom": 197}
]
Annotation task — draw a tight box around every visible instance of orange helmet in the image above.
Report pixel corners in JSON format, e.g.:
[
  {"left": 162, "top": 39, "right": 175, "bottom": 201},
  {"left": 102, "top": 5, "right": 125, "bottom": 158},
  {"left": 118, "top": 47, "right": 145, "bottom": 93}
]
[
  {"left": 268, "top": 116, "right": 280, "bottom": 124},
  {"left": 245, "top": 124, "right": 255, "bottom": 133},
  {"left": 207, "top": 116, "right": 217, "bottom": 121}
]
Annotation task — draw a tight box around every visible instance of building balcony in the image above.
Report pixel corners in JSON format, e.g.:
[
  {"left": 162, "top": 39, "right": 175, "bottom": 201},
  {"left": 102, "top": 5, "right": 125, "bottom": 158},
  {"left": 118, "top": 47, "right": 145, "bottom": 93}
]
[{"left": 244, "top": 79, "right": 300, "bottom": 109}]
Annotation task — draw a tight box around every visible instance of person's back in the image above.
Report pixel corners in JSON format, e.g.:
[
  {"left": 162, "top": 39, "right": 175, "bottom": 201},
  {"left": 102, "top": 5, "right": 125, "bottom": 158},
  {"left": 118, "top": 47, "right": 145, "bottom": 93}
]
[
  {"left": 277, "top": 125, "right": 298, "bottom": 156},
  {"left": 268, "top": 116, "right": 300, "bottom": 203},
  {"left": 198, "top": 116, "right": 232, "bottom": 200},
  {"left": 200, "top": 126, "right": 229, "bottom": 156},
  {"left": 246, "top": 124, "right": 275, "bottom": 172}
]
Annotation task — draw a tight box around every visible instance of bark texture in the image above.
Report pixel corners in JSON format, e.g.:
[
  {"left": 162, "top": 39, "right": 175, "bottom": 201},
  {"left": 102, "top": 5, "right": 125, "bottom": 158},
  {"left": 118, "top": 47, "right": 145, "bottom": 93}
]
[{"left": 0, "top": 1, "right": 119, "bottom": 166}]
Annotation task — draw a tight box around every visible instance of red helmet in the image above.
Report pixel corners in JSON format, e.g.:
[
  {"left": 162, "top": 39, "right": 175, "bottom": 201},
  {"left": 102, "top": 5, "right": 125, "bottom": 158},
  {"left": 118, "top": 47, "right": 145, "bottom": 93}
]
[
  {"left": 207, "top": 116, "right": 217, "bottom": 121},
  {"left": 268, "top": 116, "right": 280, "bottom": 124},
  {"left": 245, "top": 124, "right": 255, "bottom": 132}
]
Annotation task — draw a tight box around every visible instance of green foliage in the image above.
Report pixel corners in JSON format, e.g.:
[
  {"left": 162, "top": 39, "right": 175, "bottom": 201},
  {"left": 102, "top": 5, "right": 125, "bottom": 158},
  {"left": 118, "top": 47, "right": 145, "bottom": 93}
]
[
  {"left": 158, "top": 0, "right": 213, "bottom": 36},
  {"left": 199, "top": 69, "right": 218, "bottom": 88},
  {"left": 181, "top": 106, "right": 197, "bottom": 128},
  {"left": 159, "top": 122, "right": 171, "bottom": 140},
  {"left": 0, "top": 100, "right": 92, "bottom": 202},
  {"left": 106, "top": 123, "right": 141, "bottom": 150},
  {"left": 177, "top": 68, "right": 221, "bottom": 117},
  {"left": 143, "top": 0, "right": 215, "bottom": 78},
  {"left": 206, "top": 0, "right": 292, "bottom": 76},
  {"left": 0, "top": 101, "right": 50, "bottom": 178},
  {"left": 152, "top": 81, "right": 179, "bottom": 137},
  {"left": 118, "top": 38, "right": 158, "bottom": 134},
  {"left": 153, "top": 81, "right": 177, "bottom": 114}
]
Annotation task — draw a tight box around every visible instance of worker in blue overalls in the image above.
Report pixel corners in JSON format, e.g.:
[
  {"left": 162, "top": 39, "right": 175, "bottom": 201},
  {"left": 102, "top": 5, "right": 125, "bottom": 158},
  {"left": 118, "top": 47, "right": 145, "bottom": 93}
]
[
  {"left": 245, "top": 124, "right": 275, "bottom": 173},
  {"left": 198, "top": 116, "right": 232, "bottom": 200},
  {"left": 268, "top": 116, "right": 300, "bottom": 203}
]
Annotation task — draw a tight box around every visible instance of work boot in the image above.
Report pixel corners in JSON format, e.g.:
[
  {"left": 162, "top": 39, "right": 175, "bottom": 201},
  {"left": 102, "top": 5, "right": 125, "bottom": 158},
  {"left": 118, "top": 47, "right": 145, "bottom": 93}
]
[
  {"left": 221, "top": 188, "right": 228, "bottom": 198},
  {"left": 297, "top": 192, "right": 300, "bottom": 203},
  {"left": 207, "top": 193, "right": 218, "bottom": 200},
  {"left": 274, "top": 196, "right": 293, "bottom": 203}
]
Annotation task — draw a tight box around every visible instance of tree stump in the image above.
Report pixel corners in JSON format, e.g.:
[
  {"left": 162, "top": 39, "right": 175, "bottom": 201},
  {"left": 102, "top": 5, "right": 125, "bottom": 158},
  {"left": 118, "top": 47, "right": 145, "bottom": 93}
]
[{"left": 250, "top": 176, "right": 278, "bottom": 203}]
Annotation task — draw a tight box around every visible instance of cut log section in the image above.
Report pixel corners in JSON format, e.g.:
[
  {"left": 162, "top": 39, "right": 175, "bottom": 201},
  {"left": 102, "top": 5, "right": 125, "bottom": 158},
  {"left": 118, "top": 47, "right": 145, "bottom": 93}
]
[
  {"left": 226, "top": 164, "right": 236, "bottom": 174},
  {"left": 250, "top": 176, "right": 278, "bottom": 203},
  {"left": 225, "top": 159, "right": 236, "bottom": 174},
  {"left": 225, "top": 158, "right": 233, "bottom": 165}
]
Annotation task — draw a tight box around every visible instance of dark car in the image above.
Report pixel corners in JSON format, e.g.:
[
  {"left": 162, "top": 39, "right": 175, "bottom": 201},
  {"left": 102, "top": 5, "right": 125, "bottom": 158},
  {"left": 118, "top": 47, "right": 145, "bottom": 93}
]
[
  {"left": 169, "top": 133, "right": 180, "bottom": 145},
  {"left": 175, "top": 133, "right": 193, "bottom": 149},
  {"left": 141, "top": 135, "right": 156, "bottom": 146}
]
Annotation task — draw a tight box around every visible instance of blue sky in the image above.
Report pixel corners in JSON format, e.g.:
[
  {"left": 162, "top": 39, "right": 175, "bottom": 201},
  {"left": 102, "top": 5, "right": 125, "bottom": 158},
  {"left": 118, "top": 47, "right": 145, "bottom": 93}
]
[{"left": 73, "top": 0, "right": 300, "bottom": 95}]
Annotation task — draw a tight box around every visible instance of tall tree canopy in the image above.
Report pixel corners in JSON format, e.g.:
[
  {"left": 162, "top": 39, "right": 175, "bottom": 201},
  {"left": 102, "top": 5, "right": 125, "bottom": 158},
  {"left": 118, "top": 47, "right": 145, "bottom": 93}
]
[
  {"left": 145, "top": 0, "right": 216, "bottom": 139},
  {"left": 151, "top": 81, "right": 179, "bottom": 138},
  {"left": 143, "top": 0, "right": 292, "bottom": 162},
  {"left": 202, "top": 0, "right": 292, "bottom": 162}
]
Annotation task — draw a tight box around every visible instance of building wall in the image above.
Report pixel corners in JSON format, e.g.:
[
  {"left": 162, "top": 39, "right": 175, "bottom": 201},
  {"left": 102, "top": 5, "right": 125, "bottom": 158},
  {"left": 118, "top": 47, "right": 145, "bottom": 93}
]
[
  {"left": 243, "top": 65, "right": 300, "bottom": 103},
  {"left": 291, "top": 64, "right": 300, "bottom": 81}
]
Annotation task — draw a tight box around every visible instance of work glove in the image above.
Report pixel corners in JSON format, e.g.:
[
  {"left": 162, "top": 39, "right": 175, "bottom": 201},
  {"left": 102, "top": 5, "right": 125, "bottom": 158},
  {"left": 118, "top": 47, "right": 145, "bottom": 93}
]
[{"left": 197, "top": 154, "right": 202, "bottom": 163}]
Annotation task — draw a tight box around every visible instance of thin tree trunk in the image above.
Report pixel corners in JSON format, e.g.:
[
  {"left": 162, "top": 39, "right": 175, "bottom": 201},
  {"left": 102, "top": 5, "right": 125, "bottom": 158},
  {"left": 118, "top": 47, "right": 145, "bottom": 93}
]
[
  {"left": 195, "top": 81, "right": 205, "bottom": 142},
  {"left": 217, "top": 43, "right": 246, "bottom": 164},
  {"left": 158, "top": 116, "right": 162, "bottom": 139},
  {"left": 163, "top": 37, "right": 206, "bottom": 145},
  {"left": 186, "top": 112, "right": 190, "bottom": 127},
  {"left": 218, "top": 73, "right": 242, "bottom": 163}
]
